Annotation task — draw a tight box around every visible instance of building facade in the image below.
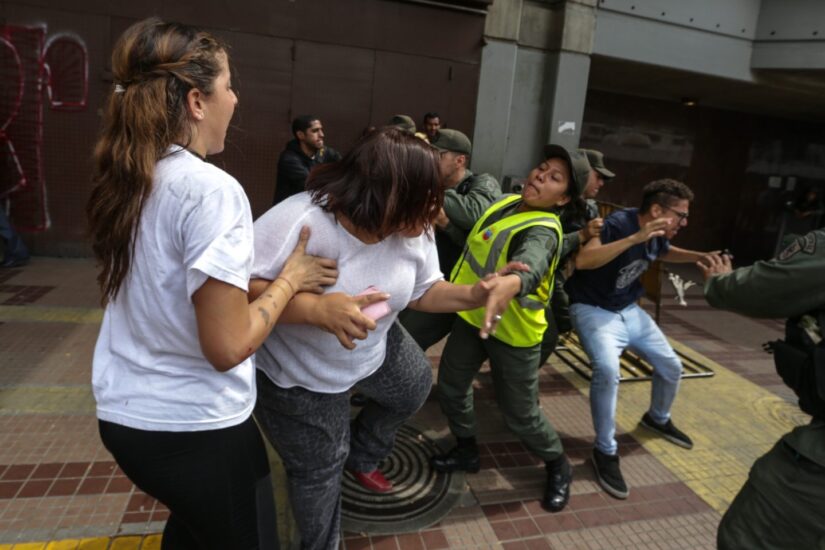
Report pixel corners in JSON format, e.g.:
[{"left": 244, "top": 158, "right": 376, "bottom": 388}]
[
  {"left": 2, "top": 0, "right": 824, "bottom": 261},
  {"left": 473, "top": 0, "right": 825, "bottom": 259},
  {"left": 0, "top": 0, "right": 490, "bottom": 255}
]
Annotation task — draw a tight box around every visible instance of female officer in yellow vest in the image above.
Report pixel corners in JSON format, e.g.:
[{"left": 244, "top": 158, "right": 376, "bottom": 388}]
[{"left": 431, "top": 144, "right": 591, "bottom": 513}]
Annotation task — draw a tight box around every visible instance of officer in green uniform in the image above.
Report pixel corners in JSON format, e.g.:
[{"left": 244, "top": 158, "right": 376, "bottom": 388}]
[
  {"left": 431, "top": 144, "right": 591, "bottom": 513},
  {"left": 699, "top": 229, "right": 825, "bottom": 549},
  {"left": 538, "top": 149, "right": 613, "bottom": 366},
  {"left": 399, "top": 129, "right": 501, "bottom": 350}
]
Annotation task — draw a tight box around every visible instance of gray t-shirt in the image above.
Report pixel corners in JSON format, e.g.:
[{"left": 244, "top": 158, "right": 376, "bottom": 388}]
[{"left": 252, "top": 192, "right": 442, "bottom": 393}]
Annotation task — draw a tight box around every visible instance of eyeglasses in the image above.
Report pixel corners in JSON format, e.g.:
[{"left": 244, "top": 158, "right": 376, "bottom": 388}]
[{"left": 663, "top": 205, "right": 689, "bottom": 223}]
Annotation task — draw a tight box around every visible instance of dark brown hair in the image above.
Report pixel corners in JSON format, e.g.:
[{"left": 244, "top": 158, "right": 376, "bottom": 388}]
[
  {"left": 305, "top": 127, "right": 444, "bottom": 239},
  {"left": 87, "top": 18, "right": 227, "bottom": 304},
  {"left": 640, "top": 178, "right": 694, "bottom": 214}
]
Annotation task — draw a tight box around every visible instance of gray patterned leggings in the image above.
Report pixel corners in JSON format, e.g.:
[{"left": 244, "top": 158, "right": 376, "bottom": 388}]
[{"left": 254, "top": 321, "right": 433, "bottom": 550}]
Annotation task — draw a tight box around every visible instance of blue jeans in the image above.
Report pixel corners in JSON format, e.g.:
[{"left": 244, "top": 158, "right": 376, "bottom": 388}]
[{"left": 570, "top": 302, "right": 682, "bottom": 456}]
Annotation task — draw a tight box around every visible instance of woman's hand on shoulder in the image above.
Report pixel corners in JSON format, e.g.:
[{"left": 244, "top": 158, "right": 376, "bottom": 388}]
[
  {"left": 279, "top": 226, "right": 339, "bottom": 293},
  {"left": 310, "top": 292, "right": 389, "bottom": 350}
]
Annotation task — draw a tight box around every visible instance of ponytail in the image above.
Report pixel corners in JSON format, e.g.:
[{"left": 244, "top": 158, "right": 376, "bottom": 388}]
[{"left": 87, "top": 18, "right": 226, "bottom": 304}]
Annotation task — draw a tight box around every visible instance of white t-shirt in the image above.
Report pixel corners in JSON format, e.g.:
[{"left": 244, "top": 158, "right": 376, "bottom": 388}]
[
  {"left": 92, "top": 147, "right": 256, "bottom": 432},
  {"left": 252, "top": 192, "right": 442, "bottom": 393}
]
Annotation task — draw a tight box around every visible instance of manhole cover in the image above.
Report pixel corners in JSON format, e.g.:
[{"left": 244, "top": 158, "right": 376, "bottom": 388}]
[{"left": 341, "top": 424, "right": 465, "bottom": 535}]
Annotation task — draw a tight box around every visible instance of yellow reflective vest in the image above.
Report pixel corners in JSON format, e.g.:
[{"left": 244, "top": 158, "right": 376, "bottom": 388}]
[{"left": 451, "top": 194, "right": 563, "bottom": 347}]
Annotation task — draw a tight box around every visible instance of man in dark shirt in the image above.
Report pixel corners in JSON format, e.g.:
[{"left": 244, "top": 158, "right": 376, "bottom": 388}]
[
  {"left": 566, "top": 179, "right": 713, "bottom": 500},
  {"left": 422, "top": 112, "right": 442, "bottom": 144},
  {"left": 273, "top": 115, "right": 341, "bottom": 205}
]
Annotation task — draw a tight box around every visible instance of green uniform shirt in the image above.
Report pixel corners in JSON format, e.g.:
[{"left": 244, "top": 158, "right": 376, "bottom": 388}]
[
  {"left": 560, "top": 199, "right": 601, "bottom": 259},
  {"left": 704, "top": 228, "right": 825, "bottom": 466},
  {"left": 704, "top": 229, "right": 825, "bottom": 319},
  {"left": 441, "top": 170, "right": 501, "bottom": 246}
]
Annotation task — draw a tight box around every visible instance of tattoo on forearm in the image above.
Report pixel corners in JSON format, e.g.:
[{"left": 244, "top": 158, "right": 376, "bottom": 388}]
[{"left": 258, "top": 306, "right": 271, "bottom": 327}]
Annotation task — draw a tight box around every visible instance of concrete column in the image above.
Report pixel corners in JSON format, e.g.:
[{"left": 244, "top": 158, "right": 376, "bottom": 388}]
[
  {"left": 542, "top": 50, "right": 591, "bottom": 151},
  {"left": 542, "top": 0, "right": 596, "bottom": 152},
  {"left": 471, "top": 39, "right": 518, "bottom": 177},
  {"left": 473, "top": 0, "right": 596, "bottom": 180}
]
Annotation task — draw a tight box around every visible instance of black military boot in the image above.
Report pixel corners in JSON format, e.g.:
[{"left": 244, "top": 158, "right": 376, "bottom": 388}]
[
  {"left": 542, "top": 454, "right": 572, "bottom": 512},
  {"left": 430, "top": 436, "right": 481, "bottom": 473}
]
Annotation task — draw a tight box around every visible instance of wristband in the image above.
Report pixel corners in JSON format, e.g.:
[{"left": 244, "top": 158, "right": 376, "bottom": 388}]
[{"left": 275, "top": 277, "right": 296, "bottom": 295}]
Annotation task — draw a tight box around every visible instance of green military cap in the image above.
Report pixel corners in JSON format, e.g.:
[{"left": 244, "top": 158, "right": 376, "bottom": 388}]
[
  {"left": 543, "top": 144, "right": 592, "bottom": 199},
  {"left": 389, "top": 114, "right": 416, "bottom": 133},
  {"left": 579, "top": 148, "right": 615, "bottom": 179},
  {"left": 430, "top": 128, "right": 472, "bottom": 155}
]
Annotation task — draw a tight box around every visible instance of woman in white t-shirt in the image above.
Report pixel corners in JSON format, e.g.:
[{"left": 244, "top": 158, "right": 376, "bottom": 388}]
[
  {"left": 86, "top": 18, "right": 337, "bottom": 549},
  {"left": 250, "top": 127, "right": 521, "bottom": 550}
]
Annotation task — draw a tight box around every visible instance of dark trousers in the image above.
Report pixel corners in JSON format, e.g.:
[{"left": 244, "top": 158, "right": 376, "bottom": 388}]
[
  {"left": 437, "top": 317, "right": 564, "bottom": 461},
  {"left": 538, "top": 277, "right": 571, "bottom": 367},
  {"left": 397, "top": 308, "right": 456, "bottom": 351},
  {"left": 254, "top": 321, "right": 432, "bottom": 550},
  {"left": 717, "top": 434, "right": 825, "bottom": 550},
  {"left": 99, "top": 417, "right": 278, "bottom": 550},
  {"left": 538, "top": 306, "right": 560, "bottom": 368},
  {"left": 0, "top": 207, "right": 28, "bottom": 261}
]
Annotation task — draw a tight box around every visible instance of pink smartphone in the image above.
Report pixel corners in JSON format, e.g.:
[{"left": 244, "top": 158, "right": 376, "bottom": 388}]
[{"left": 356, "top": 286, "right": 392, "bottom": 321}]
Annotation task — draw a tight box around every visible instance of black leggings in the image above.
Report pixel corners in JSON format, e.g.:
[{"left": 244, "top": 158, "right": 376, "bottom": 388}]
[{"left": 99, "top": 417, "right": 278, "bottom": 550}]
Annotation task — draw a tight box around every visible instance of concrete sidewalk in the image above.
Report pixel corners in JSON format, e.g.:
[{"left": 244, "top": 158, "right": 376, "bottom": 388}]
[{"left": 0, "top": 258, "right": 805, "bottom": 549}]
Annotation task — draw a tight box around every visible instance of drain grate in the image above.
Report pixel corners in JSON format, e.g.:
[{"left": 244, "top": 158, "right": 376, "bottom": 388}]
[
  {"left": 341, "top": 424, "right": 465, "bottom": 535},
  {"left": 554, "top": 333, "right": 714, "bottom": 382}
]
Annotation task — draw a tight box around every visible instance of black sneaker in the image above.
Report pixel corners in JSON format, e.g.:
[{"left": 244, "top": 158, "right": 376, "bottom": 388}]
[
  {"left": 640, "top": 412, "right": 694, "bottom": 449},
  {"left": 591, "top": 448, "right": 628, "bottom": 499}
]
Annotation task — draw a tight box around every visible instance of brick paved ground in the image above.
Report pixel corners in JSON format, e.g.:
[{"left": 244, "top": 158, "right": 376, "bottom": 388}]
[{"left": 0, "top": 259, "right": 805, "bottom": 549}]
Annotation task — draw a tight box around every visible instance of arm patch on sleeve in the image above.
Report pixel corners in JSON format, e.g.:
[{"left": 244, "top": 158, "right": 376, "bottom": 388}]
[{"left": 778, "top": 233, "right": 817, "bottom": 261}]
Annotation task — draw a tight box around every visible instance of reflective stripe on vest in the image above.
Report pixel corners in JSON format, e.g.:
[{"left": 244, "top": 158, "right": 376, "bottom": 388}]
[{"left": 451, "top": 194, "right": 563, "bottom": 347}]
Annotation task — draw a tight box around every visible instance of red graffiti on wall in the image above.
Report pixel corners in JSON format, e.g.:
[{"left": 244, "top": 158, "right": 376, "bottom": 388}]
[{"left": 0, "top": 25, "right": 88, "bottom": 232}]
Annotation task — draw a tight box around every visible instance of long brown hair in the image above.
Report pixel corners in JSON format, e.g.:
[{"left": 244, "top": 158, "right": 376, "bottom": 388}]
[
  {"left": 305, "top": 127, "right": 444, "bottom": 240},
  {"left": 87, "top": 18, "right": 227, "bottom": 303}
]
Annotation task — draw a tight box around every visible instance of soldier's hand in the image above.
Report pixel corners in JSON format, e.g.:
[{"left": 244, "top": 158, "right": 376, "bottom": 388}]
[
  {"left": 697, "top": 253, "right": 733, "bottom": 281},
  {"left": 582, "top": 218, "right": 604, "bottom": 241},
  {"left": 434, "top": 208, "right": 449, "bottom": 229}
]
